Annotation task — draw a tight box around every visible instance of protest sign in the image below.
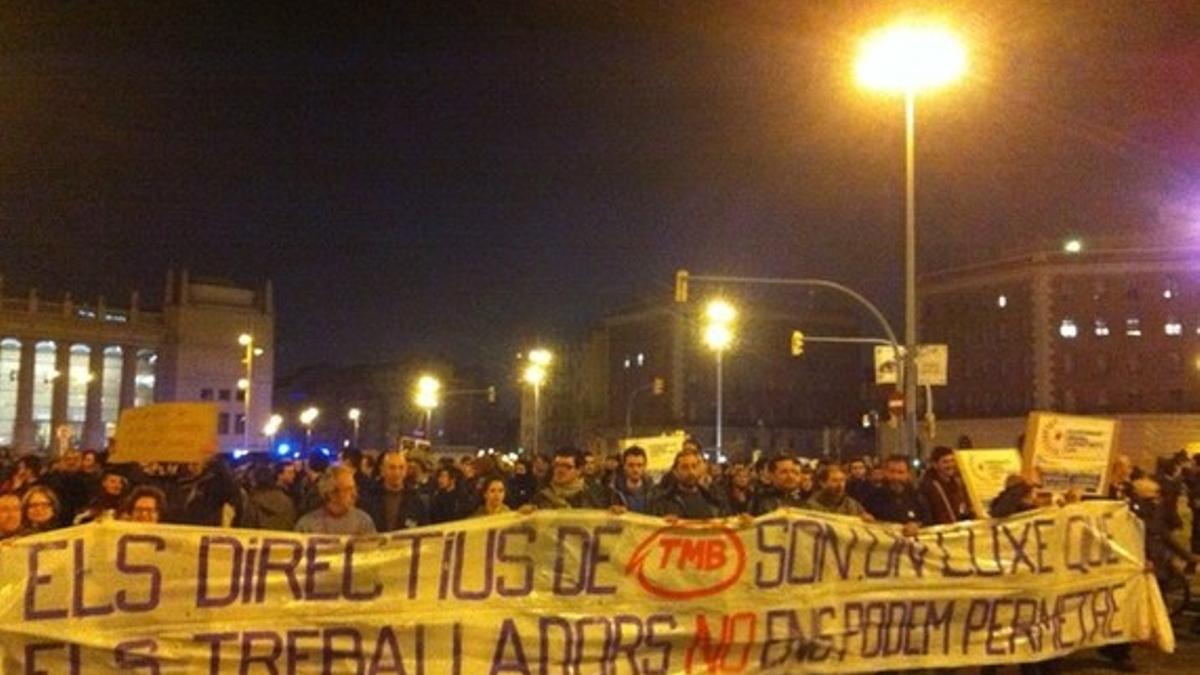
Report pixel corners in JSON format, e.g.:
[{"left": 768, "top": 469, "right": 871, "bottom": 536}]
[
  {"left": 1023, "top": 412, "right": 1117, "bottom": 497},
  {"left": 0, "top": 502, "right": 1172, "bottom": 673},
  {"left": 110, "top": 402, "right": 219, "bottom": 464},
  {"left": 620, "top": 430, "right": 686, "bottom": 473},
  {"left": 955, "top": 448, "right": 1023, "bottom": 520}
]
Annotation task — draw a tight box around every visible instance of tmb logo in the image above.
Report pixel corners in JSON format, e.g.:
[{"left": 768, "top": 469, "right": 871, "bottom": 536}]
[{"left": 625, "top": 524, "right": 746, "bottom": 600}]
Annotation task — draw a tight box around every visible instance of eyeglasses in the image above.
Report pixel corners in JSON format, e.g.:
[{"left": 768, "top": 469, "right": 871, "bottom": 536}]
[
  {"left": 27, "top": 501, "right": 53, "bottom": 509},
  {"left": 132, "top": 507, "right": 159, "bottom": 515}
]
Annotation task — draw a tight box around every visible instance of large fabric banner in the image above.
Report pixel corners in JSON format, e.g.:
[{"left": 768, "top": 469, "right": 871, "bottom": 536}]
[{"left": 0, "top": 501, "right": 1173, "bottom": 673}]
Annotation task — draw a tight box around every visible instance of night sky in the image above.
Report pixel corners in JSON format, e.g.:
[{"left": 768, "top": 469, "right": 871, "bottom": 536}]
[{"left": 1, "top": 2, "right": 1197, "bottom": 377}]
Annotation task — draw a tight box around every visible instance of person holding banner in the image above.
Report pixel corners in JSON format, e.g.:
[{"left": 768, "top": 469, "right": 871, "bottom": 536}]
[
  {"left": 804, "top": 464, "right": 871, "bottom": 520},
  {"left": 920, "top": 445, "right": 974, "bottom": 524},
  {"left": 533, "top": 446, "right": 624, "bottom": 511},
  {"left": 648, "top": 447, "right": 726, "bottom": 519},
  {"left": 612, "top": 446, "right": 655, "bottom": 514},
  {"left": 295, "top": 465, "right": 377, "bottom": 535},
  {"left": 369, "top": 450, "right": 430, "bottom": 531},
  {"left": 18, "top": 485, "right": 63, "bottom": 535},
  {"left": 0, "top": 492, "right": 21, "bottom": 540},
  {"left": 749, "top": 455, "right": 809, "bottom": 516},
  {"left": 866, "top": 454, "right": 931, "bottom": 535}
]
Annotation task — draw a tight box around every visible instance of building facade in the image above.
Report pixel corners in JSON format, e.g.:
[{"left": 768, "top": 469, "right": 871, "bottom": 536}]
[
  {"left": 0, "top": 270, "right": 275, "bottom": 454},
  {"left": 920, "top": 236, "right": 1200, "bottom": 419}
]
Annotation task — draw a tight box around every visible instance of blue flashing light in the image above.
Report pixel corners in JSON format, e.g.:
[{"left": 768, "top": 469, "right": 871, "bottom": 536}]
[
  {"left": 231, "top": 449, "right": 249, "bottom": 460},
  {"left": 276, "top": 442, "right": 292, "bottom": 456}
]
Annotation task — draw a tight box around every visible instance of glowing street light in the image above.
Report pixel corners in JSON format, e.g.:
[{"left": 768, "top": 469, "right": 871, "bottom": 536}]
[
  {"left": 856, "top": 21, "right": 966, "bottom": 457},
  {"left": 347, "top": 407, "right": 361, "bottom": 447},
  {"left": 236, "top": 333, "right": 262, "bottom": 451},
  {"left": 523, "top": 349, "right": 552, "bottom": 456},
  {"left": 299, "top": 406, "right": 319, "bottom": 450},
  {"left": 1063, "top": 238, "right": 1083, "bottom": 254},
  {"left": 702, "top": 299, "right": 737, "bottom": 450},
  {"left": 262, "top": 413, "right": 283, "bottom": 446},
  {"left": 414, "top": 375, "right": 441, "bottom": 438}
]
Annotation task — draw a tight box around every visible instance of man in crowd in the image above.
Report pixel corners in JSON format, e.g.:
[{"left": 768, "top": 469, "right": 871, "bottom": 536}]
[
  {"left": 294, "top": 465, "right": 376, "bottom": 535},
  {"left": 805, "top": 464, "right": 872, "bottom": 519},
  {"left": 0, "top": 492, "right": 21, "bottom": 540},
  {"left": 867, "top": 455, "right": 930, "bottom": 536},
  {"left": 920, "top": 446, "right": 974, "bottom": 524},
  {"left": 370, "top": 450, "right": 429, "bottom": 531},
  {"left": 750, "top": 455, "right": 809, "bottom": 515},
  {"left": 612, "top": 446, "right": 655, "bottom": 514},
  {"left": 533, "top": 446, "right": 622, "bottom": 510},
  {"left": 649, "top": 447, "right": 726, "bottom": 519},
  {"left": 846, "top": 457, "right": 874, "bottom": 506},
  {"left": 242, "top": 463, "right": 297, "bottom": 531}
]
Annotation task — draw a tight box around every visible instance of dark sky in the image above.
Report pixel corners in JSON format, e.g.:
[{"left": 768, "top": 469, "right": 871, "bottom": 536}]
[{"left": 1, "top": 1, "right": 1197, "bottom": 376}]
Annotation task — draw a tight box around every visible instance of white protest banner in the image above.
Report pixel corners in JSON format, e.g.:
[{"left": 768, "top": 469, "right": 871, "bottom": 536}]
[
  {"left": 0, "top": 502, "right": 1172, "bottom": 673},
  {"left": 620, "top": 430, "right": 686, "bottom": 473},
  {"left": 956, "top": 448, "right": 1023, "bottom": 520},
  {"left": 110, "top": 402, "right": 219, "bottom": 464},
  {"left": 1023, "top": 411, "right": 1117, "bottom": 496}
]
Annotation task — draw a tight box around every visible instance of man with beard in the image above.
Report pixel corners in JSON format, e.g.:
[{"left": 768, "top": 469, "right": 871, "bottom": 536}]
[
  {"left": 749, "top": 456, "right": 809, "bottom": 516},
  {"left": 649, "top": 447, "right": 725, "bottom": 519},
  {"left": 533, "top": 447, "right": 623, "bottom": 511},
  {"left": 920, "top": 446, "right": 974, "bottom": 524},
  {"left": 805, "top": 464, "right": 872, "bottom": 520},
  {"left": 866, "top": 455, "right": 930, "bottom": 536}
]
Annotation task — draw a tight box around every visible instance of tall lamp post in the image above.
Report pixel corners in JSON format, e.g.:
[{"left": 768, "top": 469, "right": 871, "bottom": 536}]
[
  {"left": 237, "top": 333, "right": 264, "bottom": 451},
  {"left": 263, "top": 414, "right": 283, "bottom": 450},
  {"left": 299, "top": 406, "right": 319, "bottom": 452},
  {"left": 702, "top": 299, "right": 736, "bottom": 450},
  {"left": 856, "top": 23, "right": 966, "bottom": 456},
  {"left": 523, "top": 348, "right": 552, "bottom": 456},
  {"left": 414, "top": 375, "right": 441, "bottom": 440},
  {"left": 347, "top": 408, "right": 361, "bottom": 447}
]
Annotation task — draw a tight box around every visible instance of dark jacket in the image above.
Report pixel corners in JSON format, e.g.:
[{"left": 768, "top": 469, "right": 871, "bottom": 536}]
[
  {"left": 612, "top": 474, "right": 656, "bottom": 514},
  {"left": 175, "top": 459, "right": 241, "bottom": 526},
  {"left": 431, "top": 485, "right": 474, "bottom": 523},
  {"left": 649, "top": 483, "right": 727, "bottom": 519},
  {"left": 242, "top": 487, "right": 298, "bottom": 531},
  {"left": 749, "top": 486, "right": 809, "bottom": 516},
  {"left": 919, "top": 472, "right": 974, "bottom": 524},
  {"left": 368, "top": 485, "right": 431, "bottom": 532},
  {"left": 867, "top": 483, "right": 931, "bottom": 525},
  {"left": 532, "top": 480, "right": 620, "bottom": 510}
]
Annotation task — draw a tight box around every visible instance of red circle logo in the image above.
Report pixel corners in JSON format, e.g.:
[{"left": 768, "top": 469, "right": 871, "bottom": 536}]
[{"left": 625, "top": 523, "right": 747, "bottom": 600}]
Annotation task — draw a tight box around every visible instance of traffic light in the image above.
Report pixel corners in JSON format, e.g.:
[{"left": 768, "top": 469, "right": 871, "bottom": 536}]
[
  {"left": 652, "top": 377, "right": 665, "bottom": 395},
  {"left": 790, "top": 330, "right": 805, "bottom": 356},
  {"left": 674, "top": 269, "right": 689, "bottom": 303}
]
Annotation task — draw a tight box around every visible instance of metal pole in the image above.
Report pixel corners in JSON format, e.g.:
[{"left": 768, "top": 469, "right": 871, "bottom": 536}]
[
  {"left": 243, "top": 341, "right": 252, "bottom": 452},
  {"left": 625, "top": 389, "right": 636, "bottom": 438},
  {"left": 904, "top": 91, "right": 919, "bottom": 459},
  {"left": 353, "top": 418, "right": 360, "bottom": 447},
  {"left": 715, "top": 349, "right": 723, "bottom": 449},
  {"left": 532, "top": 383, "right": 541, "bottom": 456}
]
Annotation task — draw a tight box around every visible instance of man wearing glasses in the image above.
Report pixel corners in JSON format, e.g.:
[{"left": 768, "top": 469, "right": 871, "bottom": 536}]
[{"left": 533, "top": 447, "right": 623, "bottom": 512}]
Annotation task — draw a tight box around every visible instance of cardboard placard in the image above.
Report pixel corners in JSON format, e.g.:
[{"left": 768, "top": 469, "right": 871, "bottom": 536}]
[
  {"left": 619, "top": 430, "right": 686, "bottom": 474},
  {"left": 955, "top": 448, "right": 1023, "bottom": 519},
  {"left": 111, "top": 402, "right": 219, "bottom": 463},
  {"left": 1022, "top": 411, "right": 1116, "bottom": 497}
]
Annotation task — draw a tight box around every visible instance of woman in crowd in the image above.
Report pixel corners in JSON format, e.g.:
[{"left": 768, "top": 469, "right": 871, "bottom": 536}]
[
  {"left": 474, "top": 476, "right": 511, "bottom": 517},
  {"left": 123, "top": 485, "right": 168, "bottom": 524},
  {"left": 20, "top": 485, "right": 62, "bottom": 535},
  {"left": 73, "top": 470, "right": 128, "bottom": 524}
]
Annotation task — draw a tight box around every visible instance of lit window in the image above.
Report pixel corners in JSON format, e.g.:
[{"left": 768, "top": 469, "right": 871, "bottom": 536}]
[
  {"left": 1125, "top": 318, "right": 1141, "bottom": 337},
  {"left": 1163, "top": 289, "right": 1174, "bottom": 300},
  {"left": 997, "top": 295, "right": 1007, "bottom": 309},
  {"left": 636, "top": 352, "right": 645, "bottom": 367},
  {"left": 1058, "top": 319, "right": 1078, "bottom": 339},
  {"left": 622, "top": 358, "right": 631, "bottom": 369},
  {"left": 1165, "top": 317, "right": 1182, "bottom": 336},
  {"left": 1093, "top": 319, "right": 1109, "bottom": 337},
  {"left": 76, "top": 307, "right": 97, "bottom": 319}
]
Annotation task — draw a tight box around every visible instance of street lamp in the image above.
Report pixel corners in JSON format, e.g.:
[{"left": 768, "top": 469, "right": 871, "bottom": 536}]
[
  {"left": 347, "top": 407, "right": 361, "bottom": 447},
  {"left": 522, "top": 349, "right": 551, "bottom": 456},
  {"left": 702, "top": 299, "right": 736, "bottom": 450},
  {"left": 237, "top": 333, "right": 266, "bottom": 451},
  {"left": 414, "top": 375, "right": 441, "bottom": 439},
  {"left": 856, "top": 22, "right": 966, "bottom": 457},
  {"left": 299, "top": 406, "right": 319, "bottom": 451},
  {"left": 262, "top": 413, "right": 283, "bottom": 448}
]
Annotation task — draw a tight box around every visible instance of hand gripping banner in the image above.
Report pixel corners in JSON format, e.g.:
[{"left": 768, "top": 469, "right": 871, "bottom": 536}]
[{"left": 0, "top": 501, "right": 1173, "bottom": 673}]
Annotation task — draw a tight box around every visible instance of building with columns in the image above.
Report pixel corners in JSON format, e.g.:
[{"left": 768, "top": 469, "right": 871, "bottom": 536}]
[{"left": 0, "top": 270, "right": 274, "bottom": 455}]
